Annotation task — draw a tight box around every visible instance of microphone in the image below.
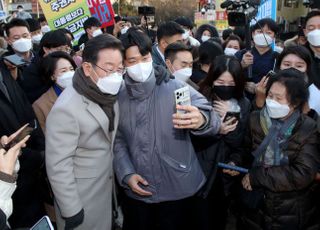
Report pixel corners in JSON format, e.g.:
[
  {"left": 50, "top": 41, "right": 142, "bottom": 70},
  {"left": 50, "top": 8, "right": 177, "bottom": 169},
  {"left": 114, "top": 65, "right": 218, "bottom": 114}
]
[{"left": 220, "top": 0, "right": 234, "bottom": 8}]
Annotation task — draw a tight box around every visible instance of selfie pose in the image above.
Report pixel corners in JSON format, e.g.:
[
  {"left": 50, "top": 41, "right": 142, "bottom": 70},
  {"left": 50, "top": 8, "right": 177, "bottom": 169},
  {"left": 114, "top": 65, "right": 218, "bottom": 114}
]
[{"left": 114, "top": 28, "right": 221, "bottom": 230}]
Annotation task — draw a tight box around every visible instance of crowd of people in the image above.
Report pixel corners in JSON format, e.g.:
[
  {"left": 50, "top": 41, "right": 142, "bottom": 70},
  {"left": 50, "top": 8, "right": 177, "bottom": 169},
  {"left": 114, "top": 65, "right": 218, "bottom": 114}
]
[{"left": 0, "top": 5, "right": 319, "bottom": 230}]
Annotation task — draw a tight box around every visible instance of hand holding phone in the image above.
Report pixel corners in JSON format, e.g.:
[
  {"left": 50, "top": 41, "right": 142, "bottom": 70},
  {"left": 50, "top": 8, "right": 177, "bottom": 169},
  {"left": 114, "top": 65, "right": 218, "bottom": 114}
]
[
  {"left": 0, "top": 134, "right": 30, "bottom": 175},
  {"left": 174, "top": 86, "right": 191, "bottom": 114},
  {"left": 3, "top": 54, "right": 28, "bottom": 67},
  {"left": 223, "top": 111, "right": 240, "bottom": 124},
  {"left": 2, "top": 123, "right": 35, "bottom": 151}
]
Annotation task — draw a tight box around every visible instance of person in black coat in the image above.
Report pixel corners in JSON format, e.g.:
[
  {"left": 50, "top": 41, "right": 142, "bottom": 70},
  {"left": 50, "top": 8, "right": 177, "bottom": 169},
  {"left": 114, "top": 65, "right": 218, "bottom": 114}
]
[
  {"left": 192, "top": 55, "right": 251, "bottom": 230},
  {"left": 236, "top": 69, "right": 320, "bottom": 230},
  {"left": 20, "top": 29, "right": 72, "bottom": 103},
  {"left": 0, "top": 62, "right": 46, "bottom": 228}
]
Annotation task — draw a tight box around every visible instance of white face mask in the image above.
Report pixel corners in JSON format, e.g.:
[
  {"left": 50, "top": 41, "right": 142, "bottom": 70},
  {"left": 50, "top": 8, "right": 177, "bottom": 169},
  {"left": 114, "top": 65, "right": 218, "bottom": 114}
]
[
  {"left": 121, "top": 26, "right": 129, "bottom": 35},
  {"left": 266, "top": 99, "right": 290, "bottom": 119},
  {"left": 173, "top": 67, "right": 192, "bottom": 82},
  {"left": 92, "top": 29, "right": 103, "bottom": 37},
  {"left": 56, "top": 71, "right": 74, "bottom": 89},
  {"left": 31, "top": 34, "right": 43, "bottom": 44},
  {"left": 126, "top": 61, "right": 153, "bottom": 82},
  {"left": 307, "top": 29, "right": 320, "bottom": 47},
  {"left": 41, "top": 25, "right": 51, "bottom": 34},
  {"left": 201, "top": 35, "right": 210, "bottom": 42},
  {"left": 224, "top": 47, "right": 238, "bottom": 56},
  {"left": 253, "top": 33, "right": 273, "bottom": 47},
  {"left": 274, "top": 46, "right": 283, "bottom": 53},
  {"left": 182, "top": 30, "right": 190, "bottom": 40},
  {"left": 96, "top": 72, "right": 123, "bottom": 95},
  {"left": 12, "top": 38, "right": 32, "bottom": 53}
]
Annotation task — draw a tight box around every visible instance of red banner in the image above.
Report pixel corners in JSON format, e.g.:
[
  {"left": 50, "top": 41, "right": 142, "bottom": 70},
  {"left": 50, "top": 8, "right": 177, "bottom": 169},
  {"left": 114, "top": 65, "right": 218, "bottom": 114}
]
[{"left": 87, "top": 0, "right": 115, "bottom": 28}]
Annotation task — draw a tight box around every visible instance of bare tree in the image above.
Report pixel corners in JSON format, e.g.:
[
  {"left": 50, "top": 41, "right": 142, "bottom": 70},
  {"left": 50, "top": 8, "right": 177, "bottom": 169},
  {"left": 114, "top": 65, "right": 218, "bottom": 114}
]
[{"left": 148, "top": 0, "right": 197, "bottom": 24}]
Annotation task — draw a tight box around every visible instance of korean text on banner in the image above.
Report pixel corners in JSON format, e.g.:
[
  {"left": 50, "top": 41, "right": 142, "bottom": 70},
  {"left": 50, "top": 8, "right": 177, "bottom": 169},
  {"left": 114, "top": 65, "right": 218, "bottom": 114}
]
[
  {"left": 87, "top": 0, "right": 115, "bottom": 28},
  {"left": 253, "top": 0, "right": 277, "bottom": 22},
  {"left": 38, "top": 0, "right": 91, "bottom": 41}
]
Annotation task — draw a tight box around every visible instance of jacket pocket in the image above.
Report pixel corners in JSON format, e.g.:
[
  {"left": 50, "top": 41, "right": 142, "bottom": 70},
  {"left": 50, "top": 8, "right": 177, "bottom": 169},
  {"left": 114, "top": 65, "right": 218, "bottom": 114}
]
[
  {"left": 161, "top": 153, "right": 192, "bottom": 173},
  {"left": 74, "top": 168, "right": 98, "bottom": 179}
]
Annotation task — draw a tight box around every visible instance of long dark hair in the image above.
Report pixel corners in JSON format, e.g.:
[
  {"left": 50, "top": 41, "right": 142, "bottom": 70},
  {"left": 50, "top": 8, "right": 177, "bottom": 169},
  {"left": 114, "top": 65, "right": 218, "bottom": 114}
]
[{"left": 199, "top": 55, "right": 245, "bottom": 101}]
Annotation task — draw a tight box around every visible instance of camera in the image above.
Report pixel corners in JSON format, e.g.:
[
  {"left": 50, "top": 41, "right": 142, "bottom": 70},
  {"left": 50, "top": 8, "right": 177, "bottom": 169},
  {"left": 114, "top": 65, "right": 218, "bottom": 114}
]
[
  {"left": 138, "top": 6, "right": 155, "bottom": 16},
  {"left": 220, "top": 0, "right": 260, "bottom": 26}
]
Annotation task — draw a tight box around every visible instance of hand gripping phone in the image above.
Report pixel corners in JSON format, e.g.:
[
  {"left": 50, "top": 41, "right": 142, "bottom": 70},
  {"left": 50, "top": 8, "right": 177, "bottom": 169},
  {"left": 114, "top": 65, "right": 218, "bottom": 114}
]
[{"left": 174, "top": 86, "right": 191, "bottom": 114}]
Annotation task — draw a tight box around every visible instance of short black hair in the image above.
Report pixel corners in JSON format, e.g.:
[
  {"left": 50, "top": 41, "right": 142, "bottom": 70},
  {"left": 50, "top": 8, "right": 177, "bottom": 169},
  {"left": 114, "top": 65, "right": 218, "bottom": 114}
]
[
  {"left": 199, "top": 55, "right": 245, "bottom": 100},
  {"left": 174, "top": 16, "right": 193, "bottom": 30},
  {"left": 83, "top": 33, "right": 123, "bottom": 65},
  {"left": 58, "top": 28, "right": 74, "bottom": 41},
  {"left": 222, "top": 28, "right": 233, "bottom": 41},
  {"left": 266, "top": 68, "right": 309, "bottom": 110},
  {"left": 276, "top": 45, "right": 312, "bottom": 77},
  {"left": 305, "top": 10, "right": 320, "bottom": 25},
  {"left": 25, "top": 18, "right": 40, "bottom": 32},
  {"left": 195, "top": 24, "right": 219, "bottom": 42},
  {"left": 39, "top": 30, "right": 71, "bottom": 57},
  {"left": 222, "top": 34, "right": 244, "bottom": 49},
  {"left": 38, "top": 16, "right": 47, "bottom": 24},
  {"left": 198, "top": 40, "right": 223, "bottom": 65},
  {"left": 164, "top": 42, "right": 192, "bottom": 63},
  {"left": 5, "top": 18, "right": 30, "bottom": 37},
  {"left": 40, "top": 51, "right": 77, "bottom": 86},
  {"left": 17, "top": 5, "right": 23, "bottom": 9},
  {"left": 157, "top": 21, "right": 184, "bottom": 42},
  {"left": 120, "top": 27, "right": 152, "bottom": 59},
  {"left": 251, "top": 18, "right": 279, "bottom": 34},
  {"left": 83, "top": 17, "right": 101, "bottom": 31}
]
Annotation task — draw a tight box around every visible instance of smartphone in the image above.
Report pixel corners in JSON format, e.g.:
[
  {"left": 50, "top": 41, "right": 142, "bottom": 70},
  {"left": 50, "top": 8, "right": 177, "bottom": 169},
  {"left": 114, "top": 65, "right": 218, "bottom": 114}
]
[
  {"left": 3, "top": 125, "right": 34, "bottom": 151},
  {"left": 3, "top": 54, "right": 28, "bottom": 67},
  {"left": 30, "top": 216, "right": 54, "bottom": 230},
  {"left": 217, "top": 162, "right": 249, "bottom": 174},
  {"left": 223, "top": 111, "right": 240, "bottom": 124},
  {"left": 266, "top": 70, "right": 276, "bottom": 79},
  {"left": 79, "top": 43, "right": 85, "bottom": 51},
  {"left": 174, "top": 86, "right": 191, "bottom": 114}
]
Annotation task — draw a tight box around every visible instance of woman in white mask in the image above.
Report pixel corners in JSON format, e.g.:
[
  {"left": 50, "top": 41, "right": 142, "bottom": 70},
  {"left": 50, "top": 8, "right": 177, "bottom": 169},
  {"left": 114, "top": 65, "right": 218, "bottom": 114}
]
[
  {"left": 195, "top": 24, "right": 219, "bottom": 43},
  {"left": 235, "top": 18, "right": 278, "bottom": 97},
  {"left": 222, "top": 34, "right": 243, "bottom": 56},
  {"left": 232, "top": 69, "right": 320, "bottom": 230},
  {"left": 33, "top": 51, "right": 76, "bottom": 132},
  {"left": 255, "top": 45, "right": 320, "bottom": 118}
]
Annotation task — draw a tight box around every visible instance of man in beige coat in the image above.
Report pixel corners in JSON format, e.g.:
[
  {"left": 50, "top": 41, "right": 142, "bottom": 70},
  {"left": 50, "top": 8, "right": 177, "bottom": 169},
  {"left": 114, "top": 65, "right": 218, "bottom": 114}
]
[{"left": 45, "top": 34, "right": 124, "bottom": 230}]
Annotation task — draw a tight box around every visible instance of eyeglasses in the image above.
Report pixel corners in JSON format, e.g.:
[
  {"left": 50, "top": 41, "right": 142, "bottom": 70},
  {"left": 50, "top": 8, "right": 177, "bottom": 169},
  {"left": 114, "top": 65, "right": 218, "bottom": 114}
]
[{"left": 93, "top": 63, "right": 126, "bottom": 75}]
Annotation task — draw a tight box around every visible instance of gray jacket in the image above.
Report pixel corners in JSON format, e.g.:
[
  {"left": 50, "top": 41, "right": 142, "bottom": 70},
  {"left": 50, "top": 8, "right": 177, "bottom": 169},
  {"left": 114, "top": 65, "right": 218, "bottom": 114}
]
[{"left": 114, "top": 66, "right": 221, "bottom": 203}]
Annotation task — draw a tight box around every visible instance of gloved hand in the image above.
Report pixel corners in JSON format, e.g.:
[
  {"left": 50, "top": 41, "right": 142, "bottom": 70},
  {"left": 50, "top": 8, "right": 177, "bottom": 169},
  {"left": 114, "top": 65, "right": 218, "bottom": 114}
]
[
  {"left": 154, "top": 65, "right": 174, "bottom": 85},
  {"left": 64, "top": 209, "right": 84, "bottom": 230}
]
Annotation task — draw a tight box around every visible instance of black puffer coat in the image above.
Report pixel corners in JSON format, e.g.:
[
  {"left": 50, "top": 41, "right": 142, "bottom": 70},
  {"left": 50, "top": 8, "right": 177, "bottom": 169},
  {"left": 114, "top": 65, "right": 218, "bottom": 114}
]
[{"left": 244, "top": 111, "right": 320, "bottom": 230}]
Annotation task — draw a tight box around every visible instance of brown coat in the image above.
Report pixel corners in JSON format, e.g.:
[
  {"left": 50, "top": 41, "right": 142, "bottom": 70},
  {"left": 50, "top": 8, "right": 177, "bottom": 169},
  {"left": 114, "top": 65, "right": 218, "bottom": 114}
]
[{"left": 32, "top": 87, "right": 58, "bottom": 133}]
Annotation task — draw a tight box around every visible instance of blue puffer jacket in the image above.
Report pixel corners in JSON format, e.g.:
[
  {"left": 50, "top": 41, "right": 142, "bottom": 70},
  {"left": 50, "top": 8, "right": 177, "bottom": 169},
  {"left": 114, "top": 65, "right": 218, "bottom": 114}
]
[{"left": 114, "top": 65, "right": 221, "bottom": 203}]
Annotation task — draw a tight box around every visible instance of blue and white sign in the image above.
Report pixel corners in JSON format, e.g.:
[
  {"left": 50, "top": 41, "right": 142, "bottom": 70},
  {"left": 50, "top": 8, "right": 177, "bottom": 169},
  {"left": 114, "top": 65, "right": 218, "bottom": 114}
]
[{"left": 254, "top": 0, "right": 277, "bottom": 21}]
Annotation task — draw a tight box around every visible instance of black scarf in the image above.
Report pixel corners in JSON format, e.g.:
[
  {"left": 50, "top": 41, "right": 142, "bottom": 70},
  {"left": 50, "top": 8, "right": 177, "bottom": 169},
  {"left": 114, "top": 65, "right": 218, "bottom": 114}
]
[{"left": 73, "top": 68, "right": 116, "bottom": 131}]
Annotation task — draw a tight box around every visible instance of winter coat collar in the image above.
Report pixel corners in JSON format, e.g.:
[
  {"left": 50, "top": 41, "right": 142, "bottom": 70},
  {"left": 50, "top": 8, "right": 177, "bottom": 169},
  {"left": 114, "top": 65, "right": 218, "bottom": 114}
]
[{"left": 124, "top": 70, "right": 156, "bottom": 100}]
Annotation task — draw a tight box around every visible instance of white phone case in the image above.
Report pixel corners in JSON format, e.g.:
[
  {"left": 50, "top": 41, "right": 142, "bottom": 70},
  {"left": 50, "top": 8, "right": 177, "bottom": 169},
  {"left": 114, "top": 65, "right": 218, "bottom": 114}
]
[{"left": 174, "top": 86, "right": 191, "bottom": 114}]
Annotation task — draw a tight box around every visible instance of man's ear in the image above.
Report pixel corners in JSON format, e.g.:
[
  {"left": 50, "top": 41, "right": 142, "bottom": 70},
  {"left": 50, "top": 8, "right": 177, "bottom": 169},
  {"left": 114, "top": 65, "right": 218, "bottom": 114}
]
[
  {"left": 165, "top": 59, "right": 173, "bottom": 74},
  {"left": 82, "top": 62, "right": 92, "bottom": 77},
  {"left": 159, "top": 39, "right": 167, "bottom": 50}
]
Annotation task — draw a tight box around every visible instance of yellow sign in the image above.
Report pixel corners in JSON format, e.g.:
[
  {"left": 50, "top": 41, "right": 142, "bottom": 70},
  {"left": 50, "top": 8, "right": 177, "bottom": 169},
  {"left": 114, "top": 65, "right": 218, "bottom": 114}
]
[{"left": 38, "top": 0, "right": 91, "bottom": 41}]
